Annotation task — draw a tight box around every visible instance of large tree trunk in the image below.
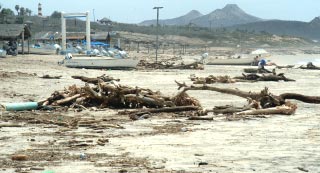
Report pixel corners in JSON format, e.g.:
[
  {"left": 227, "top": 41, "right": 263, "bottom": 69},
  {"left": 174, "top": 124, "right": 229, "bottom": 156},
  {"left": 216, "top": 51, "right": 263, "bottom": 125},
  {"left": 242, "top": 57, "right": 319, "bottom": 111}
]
[
  {"left": 279, "top": 93, "right": 320, "bottom": 104},
  {"left": 175, "top": 81, "right": 320, "bottom": 105}
]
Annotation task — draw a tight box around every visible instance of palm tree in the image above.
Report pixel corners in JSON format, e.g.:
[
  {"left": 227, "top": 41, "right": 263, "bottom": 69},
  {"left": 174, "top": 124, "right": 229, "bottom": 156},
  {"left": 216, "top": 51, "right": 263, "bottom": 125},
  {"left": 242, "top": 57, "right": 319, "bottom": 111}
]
[
  {"left": 26, "top": 8, "right": 31, "bottom": 16},
  {"left": 15, "top": 5, "right": 19, "bottom": 15},
  {"left": 19, "top": 7, "right": 25, "bottom": 16}
]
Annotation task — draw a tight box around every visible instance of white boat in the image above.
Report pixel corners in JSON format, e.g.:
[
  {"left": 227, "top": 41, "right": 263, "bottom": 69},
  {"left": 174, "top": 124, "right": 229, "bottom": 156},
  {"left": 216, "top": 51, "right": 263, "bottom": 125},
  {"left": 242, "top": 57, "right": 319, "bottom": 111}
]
[
  {"left": 0, "top": 49, "right": 6, "bottom": 58},
  {"left": 206, "top": 57, "right": 254, "bottom": 65},
  {"left": 61, "top": 57, "right": 139, "bottom": 69}
]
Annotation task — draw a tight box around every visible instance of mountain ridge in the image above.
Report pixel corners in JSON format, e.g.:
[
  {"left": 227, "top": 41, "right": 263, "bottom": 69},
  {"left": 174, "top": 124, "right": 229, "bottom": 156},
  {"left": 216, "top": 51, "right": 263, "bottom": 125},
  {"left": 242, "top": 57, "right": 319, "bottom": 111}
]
[
  {"left": 139, "top": 4, "right": 262, "bottom": 27},
  {"left": 139, "top": 10, "right": 203, "bottom": 26}
]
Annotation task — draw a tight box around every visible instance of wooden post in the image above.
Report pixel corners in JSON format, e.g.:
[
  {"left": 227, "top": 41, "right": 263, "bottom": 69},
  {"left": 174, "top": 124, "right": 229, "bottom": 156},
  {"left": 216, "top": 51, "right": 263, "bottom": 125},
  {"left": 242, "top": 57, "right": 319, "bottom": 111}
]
[
  {"left": 173, "top": 44, "right": 175, "bottom": 55},
  {"left": 128, "top": 42, "right": 131, "bottom": 52},
  {"left": 162, "top": 44, "right": 165, "bottom": 54},
  {"left": 28, "top": 38, "right": 30, "bottom": 54},
  {"left": 185, "top": 45, "right": 187, "bottom": 55},
  {"left": 147, "top": 43, "right": 150, "bottom": 54},
  {"left": 22, "top": 31, "right": 25, "bottom": 55},
  {"left": 137, "top": 42, "right": 140, "bottom": 53}
]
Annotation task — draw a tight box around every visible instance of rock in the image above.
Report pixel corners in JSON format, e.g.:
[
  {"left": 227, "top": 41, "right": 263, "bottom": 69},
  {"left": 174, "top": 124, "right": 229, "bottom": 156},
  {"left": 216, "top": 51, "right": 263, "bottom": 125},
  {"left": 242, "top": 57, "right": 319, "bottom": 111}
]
[{"left": 11, "top": 154, "right": 28, "bottom": 161}]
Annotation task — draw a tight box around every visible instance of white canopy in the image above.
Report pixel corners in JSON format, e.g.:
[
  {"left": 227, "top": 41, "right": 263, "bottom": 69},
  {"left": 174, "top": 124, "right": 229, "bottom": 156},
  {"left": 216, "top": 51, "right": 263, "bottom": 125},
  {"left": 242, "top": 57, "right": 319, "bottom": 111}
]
[{"left": 251, "top": 49, "right": 268, "bottom": 55}]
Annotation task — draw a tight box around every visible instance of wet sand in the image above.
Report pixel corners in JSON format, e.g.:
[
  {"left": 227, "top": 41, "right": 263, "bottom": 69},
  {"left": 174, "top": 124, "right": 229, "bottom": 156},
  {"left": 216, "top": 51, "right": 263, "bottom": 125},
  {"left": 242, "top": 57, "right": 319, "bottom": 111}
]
[{"left": 0, "top": 53, "right": 320, "bottom": 173}]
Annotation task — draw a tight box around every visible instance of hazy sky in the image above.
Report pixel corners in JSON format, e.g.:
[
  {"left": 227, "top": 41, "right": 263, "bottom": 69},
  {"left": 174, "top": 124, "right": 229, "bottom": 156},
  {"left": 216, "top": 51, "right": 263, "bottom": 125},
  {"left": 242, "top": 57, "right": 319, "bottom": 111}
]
[{"left": 1, "top": 0, "right": 320, "bottom": 23}]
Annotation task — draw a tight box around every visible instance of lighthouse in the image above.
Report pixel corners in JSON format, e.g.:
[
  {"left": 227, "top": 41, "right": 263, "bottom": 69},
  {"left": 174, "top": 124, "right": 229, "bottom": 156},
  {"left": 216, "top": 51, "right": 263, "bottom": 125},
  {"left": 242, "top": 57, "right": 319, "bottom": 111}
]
[{"left": 38, "top": 3, "right": 42, "bottom": 17}]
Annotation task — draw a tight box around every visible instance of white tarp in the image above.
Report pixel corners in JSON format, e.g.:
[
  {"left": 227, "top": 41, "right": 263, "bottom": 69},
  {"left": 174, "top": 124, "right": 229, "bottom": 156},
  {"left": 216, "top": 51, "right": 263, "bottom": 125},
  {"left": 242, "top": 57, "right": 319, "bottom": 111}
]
[{"left": 251, "top": 49, "right": 268, "bottom": 55}]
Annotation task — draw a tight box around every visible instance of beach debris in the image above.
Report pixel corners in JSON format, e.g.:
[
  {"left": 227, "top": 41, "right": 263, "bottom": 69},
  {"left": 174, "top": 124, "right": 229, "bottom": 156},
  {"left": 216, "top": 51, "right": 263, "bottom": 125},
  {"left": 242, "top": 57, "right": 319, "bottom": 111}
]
[
  {"left": 190, "top": 70, "right": 295, "bottom": 84},
  {"left": 175, "top": 81, "right": 320, "bottom": 120},
  {"left": 299, "top": 62, "right": 320, "bottom": 70},
  {"left": 1, "top": 102, "right": 38, "bottom": 111},
  {"left": 72, "top": 74, "right": 120, "bottom": 84},
  {"left": 11, "top": 154, "right": 28, "bottom": 161},
  {"left": 190, "top": 74, "right": 236, "bottom": 84},
  {"left": 276, "top": 65, "right": 295, "bottom": 69},
  {"left": 198, "top": 162, "right": 209, "bottom": 167},
  {"left": 120, "top": 105, "right": 201, "bottom": 120},
  {"left": 80, "top": 153, "right": 87, "bottom": 160},
  {"left": 39, "top": 76, "right": 200, "bottom": 112},
  {"left": 297, "top": 167, "right": 309, "bottom": 172},
  {"left": 244, "top": 68, "right": 272, "bottom": 74},
  {"left": 138, "top": 60, "right": 204, "bottom": 70},
  {"left": 234, "top": 72, "right": 295, "bottom": 82},
  {"left": 0, "top": 124, "right": 23, "bottom": 128},
  {"left": 30, "top": 167, "right": 45, "bottom": 171},
  {"left": 40, "top": 75, "right": 62, "bottom": 79}
]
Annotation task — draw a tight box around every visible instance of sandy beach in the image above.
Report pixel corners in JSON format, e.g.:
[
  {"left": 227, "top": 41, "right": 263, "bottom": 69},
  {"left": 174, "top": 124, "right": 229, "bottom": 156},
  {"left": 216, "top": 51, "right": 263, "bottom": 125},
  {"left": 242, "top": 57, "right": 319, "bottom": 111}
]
[{"left": 0, "top": 52, "right": 320, "bottom": 173}]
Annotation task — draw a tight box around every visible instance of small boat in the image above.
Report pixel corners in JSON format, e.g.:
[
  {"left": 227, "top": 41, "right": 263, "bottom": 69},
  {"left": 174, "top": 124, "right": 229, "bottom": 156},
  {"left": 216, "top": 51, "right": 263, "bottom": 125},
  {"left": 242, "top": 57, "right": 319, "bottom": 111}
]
[
  {"left": 206, "top": 57, "right": 254, "bottom": 66},
  {"left": 60, "top": 56, "right": 139, "bottom": 69}
]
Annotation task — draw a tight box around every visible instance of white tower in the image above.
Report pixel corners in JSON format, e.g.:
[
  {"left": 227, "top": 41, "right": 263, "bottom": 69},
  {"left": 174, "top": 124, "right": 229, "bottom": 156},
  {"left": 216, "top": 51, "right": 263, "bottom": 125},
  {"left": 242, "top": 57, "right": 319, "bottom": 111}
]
[{"left": 38, "top": 3, "right": 42, "bottom": 17}]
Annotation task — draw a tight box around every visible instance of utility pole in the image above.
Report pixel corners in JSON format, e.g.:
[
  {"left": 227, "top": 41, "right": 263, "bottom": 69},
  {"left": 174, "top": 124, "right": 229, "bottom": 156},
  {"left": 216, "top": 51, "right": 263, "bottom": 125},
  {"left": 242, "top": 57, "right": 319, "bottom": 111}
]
[
  {"left": 93, "top": 9, "right": 95, "bottom": 22},
  {"left": 153, "top": 6, "right": 163, "bottom": 63}
]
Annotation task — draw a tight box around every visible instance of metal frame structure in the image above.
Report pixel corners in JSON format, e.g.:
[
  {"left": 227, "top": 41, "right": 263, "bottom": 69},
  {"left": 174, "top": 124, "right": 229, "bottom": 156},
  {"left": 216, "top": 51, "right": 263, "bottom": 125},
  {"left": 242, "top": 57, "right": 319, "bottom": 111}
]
[
  {"left": 153, "top": 7, "right": 163, "bottom": 63},
  {"left": 61, "top": 12, "right": 90, "bottom": 52}
]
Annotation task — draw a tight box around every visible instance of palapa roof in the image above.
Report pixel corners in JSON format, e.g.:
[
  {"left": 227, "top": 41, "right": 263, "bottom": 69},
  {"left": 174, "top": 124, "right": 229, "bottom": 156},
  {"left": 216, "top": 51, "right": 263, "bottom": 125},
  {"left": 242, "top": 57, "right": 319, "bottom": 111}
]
[
  {"left": 34, "top": 32, "right": 86, "bottom": 40},
  {"left": 0, "top": 24, "right": 32, "bottom": 40}
]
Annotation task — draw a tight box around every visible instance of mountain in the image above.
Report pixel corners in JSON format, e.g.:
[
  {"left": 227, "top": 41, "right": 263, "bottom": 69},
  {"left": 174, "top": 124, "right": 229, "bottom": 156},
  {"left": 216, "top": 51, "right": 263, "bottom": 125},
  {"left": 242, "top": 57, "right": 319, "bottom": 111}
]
[
  {"left": 192, "top": 4, "right": 262, "bottom": 27},
  {"left": 140, "top": 4, "right": 262, "bottom": 27},
  {"left": 139, "top": 10, "right": 203, "bottom": 26},
  {"left": 229, "top": 17, "right": 320, "bottom": 40}
]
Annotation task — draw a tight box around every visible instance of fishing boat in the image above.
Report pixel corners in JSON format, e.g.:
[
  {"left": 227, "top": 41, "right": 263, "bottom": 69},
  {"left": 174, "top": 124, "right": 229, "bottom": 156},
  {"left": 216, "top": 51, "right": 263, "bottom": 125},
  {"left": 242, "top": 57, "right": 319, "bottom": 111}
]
[{"left": 60, "top": 56, "right": 139, "bottom": 69}]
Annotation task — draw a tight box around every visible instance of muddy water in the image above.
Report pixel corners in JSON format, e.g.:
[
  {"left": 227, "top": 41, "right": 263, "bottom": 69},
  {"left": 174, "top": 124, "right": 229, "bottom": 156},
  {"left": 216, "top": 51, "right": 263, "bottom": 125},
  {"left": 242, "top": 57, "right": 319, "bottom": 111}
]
[{"left": 0, "top": 54, "right": 320, "bottom": 172}]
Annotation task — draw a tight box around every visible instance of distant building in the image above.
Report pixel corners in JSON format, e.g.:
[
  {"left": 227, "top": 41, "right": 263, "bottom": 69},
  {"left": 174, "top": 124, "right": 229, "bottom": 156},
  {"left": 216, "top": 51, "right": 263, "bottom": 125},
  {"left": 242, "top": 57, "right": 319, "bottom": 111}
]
[
  {"left": 98, "top": 17, "right": 112, "bottom": 25},
  {"left": 38, "top": 3, "right": 42, "bottom": 17}
]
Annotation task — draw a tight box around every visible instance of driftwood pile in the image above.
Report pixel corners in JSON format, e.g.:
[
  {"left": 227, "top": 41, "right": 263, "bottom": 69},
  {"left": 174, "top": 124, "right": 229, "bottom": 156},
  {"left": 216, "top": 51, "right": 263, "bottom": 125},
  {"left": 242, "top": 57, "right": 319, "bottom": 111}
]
[
  {"left": 190, "top": 74, "right": 236, "bottom": 84},
  {"left": 234, "top": 71, "right": 295, "bottom": 82},
  {"left": 190, "top": 70, "right": 295, "bottom": 84},
  {"left": 39, "top": 75, "right": 200, "bottom": 114},
  {"left": 244, "top": 68, "right": 272, "bottom": 74},
  {"left": 138, "top": 60, "right": 204, "bottom": 70},
  {"left": 299, "top": 62, "right": 320, "bottom": 70},
  {"left": 175, "top": 81, "right": 320, "bottom": 121}
]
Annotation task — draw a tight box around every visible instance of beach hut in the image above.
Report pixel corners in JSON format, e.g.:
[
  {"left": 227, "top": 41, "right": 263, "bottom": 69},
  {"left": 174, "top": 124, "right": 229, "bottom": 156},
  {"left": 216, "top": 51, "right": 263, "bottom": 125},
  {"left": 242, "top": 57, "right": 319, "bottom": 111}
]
[{"left": 0, "top": 24, "right": 32, "bottom": 54}]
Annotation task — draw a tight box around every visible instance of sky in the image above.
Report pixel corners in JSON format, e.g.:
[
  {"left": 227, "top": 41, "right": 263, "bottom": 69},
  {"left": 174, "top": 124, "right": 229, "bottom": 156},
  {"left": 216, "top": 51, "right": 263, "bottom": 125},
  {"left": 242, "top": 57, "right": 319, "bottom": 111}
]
[{"left": 1, "top": 0, "right": 320, "bottom": 23}]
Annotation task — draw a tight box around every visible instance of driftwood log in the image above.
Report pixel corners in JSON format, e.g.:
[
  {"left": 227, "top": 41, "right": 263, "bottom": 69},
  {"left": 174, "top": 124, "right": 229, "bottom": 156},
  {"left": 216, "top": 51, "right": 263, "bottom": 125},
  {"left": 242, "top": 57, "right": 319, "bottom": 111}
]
[
  {"left": 276, "top": 65, "right": 295, "bottom": 69},
  {"left": 191, "top": 69, "right": 295, "bottom": 84},
  {"left": 175, "top": 81, "right": 320, "bottom": 105},
  {"left": 234, "top": 72, "right": 295, "bottom": 82},
  {"left": 299, "top": 62, "right": 320, "bottom": 70},
  {"left": 138, "top": 60, "right": 204, "bottom": 70},
  {"left": 190, "top": 74, "right": 236, "bottom": 84},
  {"left": 244, "top": 68, "right": 272, "bottom": 74},
  {"left": 40, "top": 75, "right": 62, "bottom": 79},
  {"left": 120, "top": 106, "right": 201, "bottom": 120},
  {"left": 175, "top": 80, "right": 319, "bottom": 120},
  {"left": 72, "top": 74, "right": 120, "bottom": 84}
]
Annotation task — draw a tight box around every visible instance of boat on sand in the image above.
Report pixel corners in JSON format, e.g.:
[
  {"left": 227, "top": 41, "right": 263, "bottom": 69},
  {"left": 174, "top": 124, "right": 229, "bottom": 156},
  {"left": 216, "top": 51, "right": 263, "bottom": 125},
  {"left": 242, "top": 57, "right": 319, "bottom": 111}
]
[
  {"left": 206, "top": 57, "right": 254, "bottom": 65},
  {"left": 60, "top": 56, "right": 139, "bottom": 69}
]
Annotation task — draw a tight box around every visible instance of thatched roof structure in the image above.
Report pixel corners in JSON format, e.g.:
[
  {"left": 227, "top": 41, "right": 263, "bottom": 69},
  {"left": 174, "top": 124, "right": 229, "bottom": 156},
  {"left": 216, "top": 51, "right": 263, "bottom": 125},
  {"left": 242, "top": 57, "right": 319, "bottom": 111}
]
[{"left": 0, "top": 24, "right": 31, "bottom": 40}]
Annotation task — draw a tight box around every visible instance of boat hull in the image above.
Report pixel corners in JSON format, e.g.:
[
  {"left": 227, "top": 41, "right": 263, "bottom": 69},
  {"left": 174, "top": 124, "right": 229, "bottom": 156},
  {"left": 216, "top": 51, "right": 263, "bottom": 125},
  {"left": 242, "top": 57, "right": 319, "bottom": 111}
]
[
  {"left": 64, "top": 58, "right": 139, "bottom": 69},
  {"left": 206, "top": 58, "right": 254, "bottom": 65}
]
